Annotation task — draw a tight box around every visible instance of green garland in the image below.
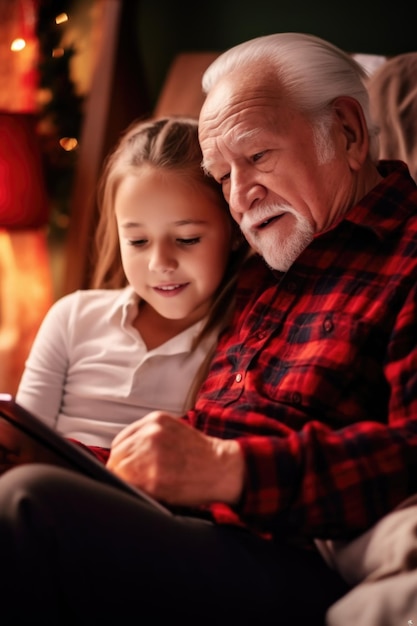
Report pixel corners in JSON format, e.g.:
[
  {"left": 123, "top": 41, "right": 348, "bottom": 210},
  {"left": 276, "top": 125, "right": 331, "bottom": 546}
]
[{"left": 36, "top": 0, "right": 84, "bottom": 238}]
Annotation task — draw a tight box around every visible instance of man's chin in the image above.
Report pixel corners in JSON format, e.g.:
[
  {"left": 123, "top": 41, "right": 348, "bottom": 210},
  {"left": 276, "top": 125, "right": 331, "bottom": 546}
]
[
  {"left": 263, "top": 255, "right": 293, "bottom": 272},
  {"left": 257, "top": 237, "right": 313, "bottom": 272}
]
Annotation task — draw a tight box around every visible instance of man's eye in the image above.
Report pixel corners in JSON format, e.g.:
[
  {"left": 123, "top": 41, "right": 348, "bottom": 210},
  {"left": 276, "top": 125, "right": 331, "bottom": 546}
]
[
  {"left": 252, "top": 151, "right": 266, "bottom": 162},
  {"left": 177, "top": 237, "right": 201, "bottom": 246},
  {"left": 219, "top": 173, "right": 230, "bottom": 183}
]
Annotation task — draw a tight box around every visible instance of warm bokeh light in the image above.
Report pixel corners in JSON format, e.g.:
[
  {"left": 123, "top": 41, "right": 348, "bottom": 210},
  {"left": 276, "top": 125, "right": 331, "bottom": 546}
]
[
  {"left": 36, "top": 88, "right": 53, "bottom": 106},
  {"left": 10, "top": 38, "right": 26, "bottom": 52},
  {"left": 59, "top": 137, "right": 78, "bottom": 151},
  {"left": 55, "top": 13, "right": 68, "bottom": 25},
  {"left": 52, "top": 47, "right": 65, "bottom": 58}
]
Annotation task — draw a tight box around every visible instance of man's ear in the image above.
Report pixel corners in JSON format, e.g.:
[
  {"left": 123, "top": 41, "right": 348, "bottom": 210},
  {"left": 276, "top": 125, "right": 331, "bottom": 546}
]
[{"left": 332, "top": 96, "right": 369, "bottom": 170}]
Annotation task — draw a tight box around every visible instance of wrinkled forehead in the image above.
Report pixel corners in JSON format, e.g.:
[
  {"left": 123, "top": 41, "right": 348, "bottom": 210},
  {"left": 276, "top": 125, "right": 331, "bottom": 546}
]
[
  {"left": 199, "top": 72, "right": 242, "bottom": 131},
  {"left": 200, "top": 64, "right": 286, "bottom": 132},
  {"left": 199, "top": 69, "right": 287, "bottom": 170}
]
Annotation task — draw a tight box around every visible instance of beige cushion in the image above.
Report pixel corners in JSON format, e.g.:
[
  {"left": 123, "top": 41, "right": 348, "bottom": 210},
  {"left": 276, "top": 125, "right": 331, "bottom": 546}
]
[
  {"left": 153, "top": 52, "right": 220, "bottom": 119},
  {"left": 367, "top": 52, "right": 417, "bottom": 182}
]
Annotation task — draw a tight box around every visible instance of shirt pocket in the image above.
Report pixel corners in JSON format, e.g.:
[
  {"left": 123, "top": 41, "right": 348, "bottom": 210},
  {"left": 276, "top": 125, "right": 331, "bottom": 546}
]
[{"left": 252, "top": 311, "right": 388, "bottom": 425}]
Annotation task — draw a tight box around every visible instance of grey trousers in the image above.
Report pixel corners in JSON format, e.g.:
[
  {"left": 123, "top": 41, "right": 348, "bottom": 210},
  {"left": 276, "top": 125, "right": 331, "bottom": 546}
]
[
  {"left": 323, "top": 495, "right": 417, "bottom": 625},
  {"left": 0, "top": 464, "right": 348, "bottom": 625}
]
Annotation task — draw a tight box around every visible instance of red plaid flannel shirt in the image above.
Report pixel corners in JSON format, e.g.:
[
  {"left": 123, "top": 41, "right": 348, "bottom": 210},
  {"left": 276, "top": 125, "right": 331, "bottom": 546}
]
[{"left": 184, "top": 160, "right": 417, "bottom": 543}]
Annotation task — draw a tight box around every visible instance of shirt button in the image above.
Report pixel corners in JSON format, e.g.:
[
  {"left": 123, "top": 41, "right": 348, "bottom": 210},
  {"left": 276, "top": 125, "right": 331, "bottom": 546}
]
[
  {"left": 235, "top": 373, "right": 242, "bottom": 383},
  {"left": 291, "top": 391, "right": 302, "bottom": 404},
  {"left": 323, "top": 318, "right": 333, "bottom": 332}
]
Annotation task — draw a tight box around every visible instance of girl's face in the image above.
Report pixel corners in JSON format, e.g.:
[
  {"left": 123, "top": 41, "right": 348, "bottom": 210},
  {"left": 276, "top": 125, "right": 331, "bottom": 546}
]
[{"left": 115, "top": 166, "right": 233, "bottom": 326}]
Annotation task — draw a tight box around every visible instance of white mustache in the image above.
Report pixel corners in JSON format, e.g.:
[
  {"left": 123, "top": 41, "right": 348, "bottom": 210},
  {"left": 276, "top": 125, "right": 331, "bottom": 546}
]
[{"left": 240, "top": 203, "right": 294, "bottom": 231}]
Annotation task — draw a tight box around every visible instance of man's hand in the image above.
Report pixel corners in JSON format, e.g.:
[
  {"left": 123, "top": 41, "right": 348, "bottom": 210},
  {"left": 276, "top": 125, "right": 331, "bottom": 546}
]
[{"left": 106, "top": 411, "right": 245, "bottom": 507}]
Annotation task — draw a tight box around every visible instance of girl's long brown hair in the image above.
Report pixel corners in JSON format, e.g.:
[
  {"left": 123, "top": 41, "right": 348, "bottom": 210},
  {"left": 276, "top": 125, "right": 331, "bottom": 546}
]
[{"left": 92, "top": 116, "right": 251, "bottom": 407}]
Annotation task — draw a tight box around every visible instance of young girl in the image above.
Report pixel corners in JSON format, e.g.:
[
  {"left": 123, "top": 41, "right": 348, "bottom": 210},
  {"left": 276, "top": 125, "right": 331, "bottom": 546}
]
[{"left": 15, "top": 116, "right": 249, "bottom": 461}]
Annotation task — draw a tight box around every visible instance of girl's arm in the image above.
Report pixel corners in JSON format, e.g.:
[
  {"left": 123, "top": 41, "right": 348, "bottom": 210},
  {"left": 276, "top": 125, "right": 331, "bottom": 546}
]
[{"left": 16, "top": 294, "right": 74, "bottom": 429}]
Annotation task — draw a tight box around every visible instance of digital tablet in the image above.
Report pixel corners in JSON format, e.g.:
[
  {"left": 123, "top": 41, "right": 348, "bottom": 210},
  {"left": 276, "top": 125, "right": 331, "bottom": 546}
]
[{"left": 0, "top": 393, "right": 171, "bottom": 515}]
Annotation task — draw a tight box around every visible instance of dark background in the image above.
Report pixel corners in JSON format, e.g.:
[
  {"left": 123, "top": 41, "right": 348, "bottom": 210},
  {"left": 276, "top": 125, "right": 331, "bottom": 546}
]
[{"left": 133, "top": 0, "right": 415, "bottom": 107}]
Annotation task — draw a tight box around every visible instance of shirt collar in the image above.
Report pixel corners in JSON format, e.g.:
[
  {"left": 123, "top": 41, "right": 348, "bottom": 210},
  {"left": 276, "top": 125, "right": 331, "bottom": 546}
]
[
  {"left": 343, "top": 160, "right": 417, "bottom": 240},
  {"left": 105, "top": 285, "right": 138, "bottom": 324},
  {"left": 106, "top": 284, "right": 212, "bottom": 354}
]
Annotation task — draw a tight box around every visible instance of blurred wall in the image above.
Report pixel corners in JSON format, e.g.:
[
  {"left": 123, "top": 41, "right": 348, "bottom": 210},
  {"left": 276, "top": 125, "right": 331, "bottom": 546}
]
[{"left": 133, "top": 0, "right": 416, "bottom": 108}]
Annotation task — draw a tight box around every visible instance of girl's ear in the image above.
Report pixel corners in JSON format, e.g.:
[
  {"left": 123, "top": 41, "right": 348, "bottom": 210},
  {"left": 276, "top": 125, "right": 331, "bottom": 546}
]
[{"left": 332, "top": 96, "right": 369, "bottom": 171}]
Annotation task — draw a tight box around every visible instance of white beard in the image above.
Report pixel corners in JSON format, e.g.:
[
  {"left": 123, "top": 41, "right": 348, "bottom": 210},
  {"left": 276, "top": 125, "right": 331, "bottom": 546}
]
[{"left": 240, "top": 203, "right": 314, "bottom": 271}]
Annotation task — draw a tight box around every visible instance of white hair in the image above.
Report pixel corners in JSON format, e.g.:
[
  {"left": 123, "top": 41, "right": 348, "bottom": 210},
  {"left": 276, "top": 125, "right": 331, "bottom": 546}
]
[{"left": 202, "top": 32, "right": 380, "bottom": 161}]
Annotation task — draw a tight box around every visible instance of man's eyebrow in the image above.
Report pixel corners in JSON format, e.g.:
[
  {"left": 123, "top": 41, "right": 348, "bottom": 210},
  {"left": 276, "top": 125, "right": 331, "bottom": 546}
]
[
  {"left": 201, "top": 128, "right": 263, "bottom": 173},
  {"left": 229, "top": 127, "right": 262, "bottom": 145},
  {"left": 201, "top": 160, "right": 214, "bottom": 176}
]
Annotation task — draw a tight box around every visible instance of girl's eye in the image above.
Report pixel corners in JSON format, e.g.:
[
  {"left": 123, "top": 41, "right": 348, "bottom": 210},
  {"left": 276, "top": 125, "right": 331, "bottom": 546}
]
[
  {"left": 177, "top": 237, "right": 201, "bottom": 246},
  {"left": 128, "top": 239, "right": 147, "bottom": 247}
]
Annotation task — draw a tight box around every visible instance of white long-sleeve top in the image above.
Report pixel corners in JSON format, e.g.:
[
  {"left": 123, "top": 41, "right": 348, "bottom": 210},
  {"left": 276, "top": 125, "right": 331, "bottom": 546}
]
[{"left": 16, "top": 286, "right": 217, "bottom": 447}]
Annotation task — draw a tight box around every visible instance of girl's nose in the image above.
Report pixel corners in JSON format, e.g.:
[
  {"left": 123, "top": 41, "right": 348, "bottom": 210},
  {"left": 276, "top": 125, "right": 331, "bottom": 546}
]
[{"left": 148, "top": 245, "right": 178, "bottom": 273}]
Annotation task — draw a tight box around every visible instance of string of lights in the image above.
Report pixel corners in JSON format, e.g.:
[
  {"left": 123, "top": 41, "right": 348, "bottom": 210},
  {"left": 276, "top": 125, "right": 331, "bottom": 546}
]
[{"left": 36, "top": 0, "right": 84, "bottom": 236}]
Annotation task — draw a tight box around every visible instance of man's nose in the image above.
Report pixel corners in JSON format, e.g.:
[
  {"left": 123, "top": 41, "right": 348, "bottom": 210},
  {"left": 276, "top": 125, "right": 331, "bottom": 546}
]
[{"left": 229, "top": 169, "right": 264, "bottom": 218}]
